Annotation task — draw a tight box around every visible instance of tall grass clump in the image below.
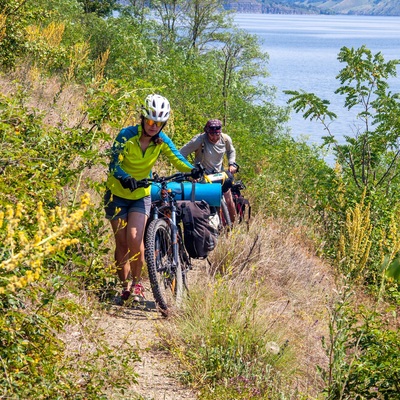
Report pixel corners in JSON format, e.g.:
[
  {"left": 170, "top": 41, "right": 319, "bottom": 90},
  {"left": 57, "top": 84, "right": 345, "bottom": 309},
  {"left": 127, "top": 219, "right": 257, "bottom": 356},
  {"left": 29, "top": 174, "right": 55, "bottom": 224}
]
[
  {"left": 160, "top": 219, "right": 334, "bottom": 399},
  {"left": 177, "top": 282, "right": 293, "bottom": 399}
]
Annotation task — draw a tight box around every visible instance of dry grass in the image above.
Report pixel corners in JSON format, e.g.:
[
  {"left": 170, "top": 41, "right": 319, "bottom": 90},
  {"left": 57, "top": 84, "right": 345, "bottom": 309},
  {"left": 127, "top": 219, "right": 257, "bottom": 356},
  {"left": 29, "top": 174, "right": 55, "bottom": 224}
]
[
  {"left": 190, "top": 216, "right": 337, "bottom": 396},
  {"left": 0, "top": 69, "right": 86, "bottom": 129}
]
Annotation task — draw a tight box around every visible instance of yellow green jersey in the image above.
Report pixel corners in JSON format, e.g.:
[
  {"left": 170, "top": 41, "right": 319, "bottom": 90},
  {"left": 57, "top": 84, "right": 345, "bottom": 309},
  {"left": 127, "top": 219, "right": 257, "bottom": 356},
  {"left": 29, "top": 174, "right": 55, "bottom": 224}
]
[{"left": 107, "top": 125, "right": 193, "bottom": 199}]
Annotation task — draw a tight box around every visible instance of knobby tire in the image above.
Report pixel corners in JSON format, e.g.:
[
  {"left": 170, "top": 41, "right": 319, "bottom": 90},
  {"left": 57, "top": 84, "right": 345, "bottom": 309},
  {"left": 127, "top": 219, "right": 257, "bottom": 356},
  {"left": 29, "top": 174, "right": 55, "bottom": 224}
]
[
  {"left": 145, "top": 219, "right": 183, "bottom": 314},
  {"left": 220, "top": 197, "right": 232, "bottom": 228}
]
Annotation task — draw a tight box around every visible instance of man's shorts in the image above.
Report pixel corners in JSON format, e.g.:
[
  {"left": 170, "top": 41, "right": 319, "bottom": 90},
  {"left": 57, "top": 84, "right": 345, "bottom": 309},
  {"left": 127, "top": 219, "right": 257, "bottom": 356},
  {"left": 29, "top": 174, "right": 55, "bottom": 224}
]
[{"left": 104, "top": 190, "right": 151, "bottom": 220}]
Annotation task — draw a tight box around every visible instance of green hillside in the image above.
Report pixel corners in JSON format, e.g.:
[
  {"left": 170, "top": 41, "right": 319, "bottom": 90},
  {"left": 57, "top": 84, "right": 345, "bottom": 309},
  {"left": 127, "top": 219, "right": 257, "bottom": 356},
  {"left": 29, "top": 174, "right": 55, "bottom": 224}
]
[
  {"left": 295, "top": 0, "right": 400, "bottom": 15},
  {"left": 226, "top": 0, "right": 400, "bottom": 15}
]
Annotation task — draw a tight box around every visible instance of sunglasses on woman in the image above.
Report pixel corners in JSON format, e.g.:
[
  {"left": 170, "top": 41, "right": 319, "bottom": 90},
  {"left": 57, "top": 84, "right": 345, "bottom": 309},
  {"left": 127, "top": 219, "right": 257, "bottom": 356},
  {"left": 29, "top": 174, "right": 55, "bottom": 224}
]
[{"left": 145, "top": 118, "right": 164, "bottom": 127}]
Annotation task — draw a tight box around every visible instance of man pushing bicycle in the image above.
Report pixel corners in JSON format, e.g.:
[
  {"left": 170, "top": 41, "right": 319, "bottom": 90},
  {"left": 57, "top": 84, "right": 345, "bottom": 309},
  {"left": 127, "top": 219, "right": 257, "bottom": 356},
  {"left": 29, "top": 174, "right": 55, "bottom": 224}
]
[{"left": 180, "top": 119, "right": 239, "bottom": 224}]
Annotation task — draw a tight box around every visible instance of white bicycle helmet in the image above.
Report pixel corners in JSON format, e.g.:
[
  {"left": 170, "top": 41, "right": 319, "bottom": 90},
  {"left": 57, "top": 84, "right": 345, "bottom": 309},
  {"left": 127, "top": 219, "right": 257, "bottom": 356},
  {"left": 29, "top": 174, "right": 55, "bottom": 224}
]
[{"left": 141, "top": 94, "right": 171, "bottom": 122}]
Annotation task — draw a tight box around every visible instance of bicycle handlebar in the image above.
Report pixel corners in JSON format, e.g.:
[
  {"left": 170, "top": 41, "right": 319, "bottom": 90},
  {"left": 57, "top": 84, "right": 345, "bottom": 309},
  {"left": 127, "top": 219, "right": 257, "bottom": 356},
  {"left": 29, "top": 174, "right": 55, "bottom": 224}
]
[
  {"left": 136, "top": 171, "right": 193, "bottom": 188},
  {"left": 136, "top": 162, "right": 205, "bottom": 188}
]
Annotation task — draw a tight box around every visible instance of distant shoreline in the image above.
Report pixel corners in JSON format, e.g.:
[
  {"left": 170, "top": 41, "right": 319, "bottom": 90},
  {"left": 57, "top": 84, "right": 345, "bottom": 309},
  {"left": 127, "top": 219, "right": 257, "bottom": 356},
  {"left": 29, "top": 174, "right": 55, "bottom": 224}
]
[
  {"left": 230, "top": 11, "right": 399, "bottom": 17},
  {"left": 233, "top": 11, "right": 400, "bottom": 17},
  {"left": 224, "top": 0, "right": 400, "bottom": 17}
]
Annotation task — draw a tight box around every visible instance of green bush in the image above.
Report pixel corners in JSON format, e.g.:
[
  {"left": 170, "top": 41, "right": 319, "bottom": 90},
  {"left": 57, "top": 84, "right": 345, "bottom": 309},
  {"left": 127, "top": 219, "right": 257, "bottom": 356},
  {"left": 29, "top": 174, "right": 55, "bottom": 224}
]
[{"left": 320, "top": 287, "right": 400, "bottom": 399}]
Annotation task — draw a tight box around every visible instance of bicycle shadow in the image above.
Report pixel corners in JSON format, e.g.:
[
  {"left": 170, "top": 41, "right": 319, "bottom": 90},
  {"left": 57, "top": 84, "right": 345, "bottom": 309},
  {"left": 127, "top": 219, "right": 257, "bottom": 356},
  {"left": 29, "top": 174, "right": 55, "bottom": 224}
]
[{"left": 106, "top": 299, "right": 165, "bottom": 320}]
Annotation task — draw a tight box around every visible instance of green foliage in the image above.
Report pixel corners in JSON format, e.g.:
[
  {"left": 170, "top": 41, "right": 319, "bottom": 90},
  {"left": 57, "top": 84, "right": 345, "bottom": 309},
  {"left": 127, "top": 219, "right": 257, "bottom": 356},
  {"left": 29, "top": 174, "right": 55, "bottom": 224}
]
[
  {"left": 0, "top": 0, "right": 47, "bottom": 68},
  {"left": 0, "top": 193, "right": 135, "bottom": 399},
  {"left": 285, "top": 90, "right": 337, "bottom": 124},
  {"left": 320, "top": 286, "right": 400, "bottom": 399},
  {"left": 345, "top": 315, "right": 400, "bottom": 399},
  {"left": 386, "top": 256, "right": 400, "bottom": 282},
  {"left": 7, "top": 2, "right": 400, "bottom": 399},
  {"left": 151, "top": 0, "right": 233, "bottom": 50},
  {"left": 231, "top": 119, "right": 336, "bottom": 242},
  {"left": 319, "top": 286, "right": 357, "bottom": 399},
  {"left": 0, "top": 68, "right": 138, "bottom": 397},
  {"left": 335, "top": 46, "right": 400, "bottom": 189},
  {"left": 0, "top": 87, "right": 107, "bottom": 209},
  {"left": 285, "top": 46, "right": 400, "bottom": 195},
  {"left": 84, "top": 79, "right": 142, "bottom": 129},
  {"left": 285, "top": 46, "right": 400, "bottom": 290},
  {"left": 1, "top": 294, "right": 69, "bottom": 398},
  {"left": 78, "top": 0, "right": 118, "bottom": 17}
]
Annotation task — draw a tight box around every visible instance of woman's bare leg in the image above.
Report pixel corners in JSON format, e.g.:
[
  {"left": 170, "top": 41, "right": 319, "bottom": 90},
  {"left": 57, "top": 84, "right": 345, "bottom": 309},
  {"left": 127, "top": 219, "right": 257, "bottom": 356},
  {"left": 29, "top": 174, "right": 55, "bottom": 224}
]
[
  {"left": 111, "top": 218, "right": 130, "bottom": 289},
  {"left": 126, "top": 211, "right": 148, "bottom": 285}
]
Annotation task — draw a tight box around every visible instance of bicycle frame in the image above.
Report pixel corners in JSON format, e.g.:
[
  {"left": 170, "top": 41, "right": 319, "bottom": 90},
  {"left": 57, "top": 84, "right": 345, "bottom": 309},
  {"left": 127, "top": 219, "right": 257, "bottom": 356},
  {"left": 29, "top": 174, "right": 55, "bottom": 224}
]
[{"left": 140, "top": 171, "right": 194, "bottom": 315}]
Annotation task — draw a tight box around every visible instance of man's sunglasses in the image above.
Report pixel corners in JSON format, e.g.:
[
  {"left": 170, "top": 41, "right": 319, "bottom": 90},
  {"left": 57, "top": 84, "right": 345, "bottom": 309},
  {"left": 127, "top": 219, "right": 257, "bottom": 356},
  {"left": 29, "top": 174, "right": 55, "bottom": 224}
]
[
  {"left": 145, "top": 118, "right": 163, "bottom": 127},
  {"left": 208, "top": 126, "right": 221, "bottom": 131}
]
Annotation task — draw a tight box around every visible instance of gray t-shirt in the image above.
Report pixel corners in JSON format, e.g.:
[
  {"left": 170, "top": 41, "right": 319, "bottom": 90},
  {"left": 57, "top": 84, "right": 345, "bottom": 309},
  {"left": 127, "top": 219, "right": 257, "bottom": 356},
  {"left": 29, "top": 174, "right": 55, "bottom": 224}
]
[{"left": 180, "top": 132, "right": 236, "bottom": 175}]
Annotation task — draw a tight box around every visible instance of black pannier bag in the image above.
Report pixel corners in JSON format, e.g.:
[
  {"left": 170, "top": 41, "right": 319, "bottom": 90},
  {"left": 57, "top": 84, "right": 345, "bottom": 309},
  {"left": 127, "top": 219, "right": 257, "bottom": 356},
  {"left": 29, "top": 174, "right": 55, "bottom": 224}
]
[
  {"left": 178, "top": 200, "right": 219, "bottom": 259},
  {"left": 231, "top": 180, "right": 251, "bottom": 224}
]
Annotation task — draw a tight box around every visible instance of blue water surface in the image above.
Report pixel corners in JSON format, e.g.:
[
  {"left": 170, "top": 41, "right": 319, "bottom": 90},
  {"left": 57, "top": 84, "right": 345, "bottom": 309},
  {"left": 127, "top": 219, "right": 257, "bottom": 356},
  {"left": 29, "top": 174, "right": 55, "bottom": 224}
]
[{"left": 233, "top": 14, "right": 400, "bottom": 158}]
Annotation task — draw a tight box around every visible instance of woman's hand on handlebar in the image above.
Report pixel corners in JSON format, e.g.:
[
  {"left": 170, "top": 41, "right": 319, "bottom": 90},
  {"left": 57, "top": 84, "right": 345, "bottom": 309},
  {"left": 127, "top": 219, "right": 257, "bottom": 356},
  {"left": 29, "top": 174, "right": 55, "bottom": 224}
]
[
  {"left": 120, "top": 177, "right": 138, "bottom": 191},
  {"left": 120, "top": 176, "right": 152, "bottom": 191}
]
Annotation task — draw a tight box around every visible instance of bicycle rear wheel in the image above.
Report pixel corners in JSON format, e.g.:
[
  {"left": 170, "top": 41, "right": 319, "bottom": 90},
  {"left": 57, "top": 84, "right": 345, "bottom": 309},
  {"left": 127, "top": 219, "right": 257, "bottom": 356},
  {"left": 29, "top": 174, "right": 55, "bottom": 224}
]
[
  {"left": 220, "top": 197, "right": 232, "bottom": 228},
  {"left": 145, "top": 219, "right": 183, "bottom": 314}
]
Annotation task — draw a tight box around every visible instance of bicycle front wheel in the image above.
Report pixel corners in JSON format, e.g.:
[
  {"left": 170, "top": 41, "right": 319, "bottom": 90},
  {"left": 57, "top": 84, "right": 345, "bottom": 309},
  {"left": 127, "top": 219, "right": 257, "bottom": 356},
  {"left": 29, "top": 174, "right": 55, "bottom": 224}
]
[{"left": 145, "top": 219, "right": 183, "bottom": 314}]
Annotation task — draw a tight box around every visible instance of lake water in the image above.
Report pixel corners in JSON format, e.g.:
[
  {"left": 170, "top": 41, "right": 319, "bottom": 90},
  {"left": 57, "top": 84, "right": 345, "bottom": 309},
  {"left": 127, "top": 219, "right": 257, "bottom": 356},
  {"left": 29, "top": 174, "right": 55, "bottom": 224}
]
[{"left": 233, "top": 14, "right": 400, "bottom": 157}]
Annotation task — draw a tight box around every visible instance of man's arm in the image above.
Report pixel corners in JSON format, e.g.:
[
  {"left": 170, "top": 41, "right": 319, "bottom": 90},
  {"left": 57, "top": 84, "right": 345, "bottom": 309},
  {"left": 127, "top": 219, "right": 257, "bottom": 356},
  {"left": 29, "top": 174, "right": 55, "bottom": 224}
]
[
  {"left": 180, "top": 134, "right": 203, "bottom": 158},
  {"left": 225, "top": 135, "right": 237, "bottom": 171}
]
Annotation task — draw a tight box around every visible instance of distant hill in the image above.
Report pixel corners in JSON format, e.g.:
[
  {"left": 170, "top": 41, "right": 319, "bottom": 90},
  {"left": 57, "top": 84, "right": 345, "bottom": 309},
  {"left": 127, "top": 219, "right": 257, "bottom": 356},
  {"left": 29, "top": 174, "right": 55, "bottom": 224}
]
[{"left": 223, "top": 0, "right": 400, "bottom": 16}]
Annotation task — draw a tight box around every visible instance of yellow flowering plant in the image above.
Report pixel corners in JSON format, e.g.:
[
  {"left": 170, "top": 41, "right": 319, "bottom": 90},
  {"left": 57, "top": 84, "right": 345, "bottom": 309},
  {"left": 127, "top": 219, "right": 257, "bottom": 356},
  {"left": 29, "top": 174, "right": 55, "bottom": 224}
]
[{"left": 0, "top": 193, "right": 91, "bottom": 295}]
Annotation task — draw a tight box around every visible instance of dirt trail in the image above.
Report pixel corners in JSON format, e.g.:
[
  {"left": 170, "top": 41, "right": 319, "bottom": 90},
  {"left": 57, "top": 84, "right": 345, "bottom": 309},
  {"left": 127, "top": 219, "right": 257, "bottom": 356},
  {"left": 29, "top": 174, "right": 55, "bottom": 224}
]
[{"left": 101, "top": 286, "right": 198, "bottom": 400}]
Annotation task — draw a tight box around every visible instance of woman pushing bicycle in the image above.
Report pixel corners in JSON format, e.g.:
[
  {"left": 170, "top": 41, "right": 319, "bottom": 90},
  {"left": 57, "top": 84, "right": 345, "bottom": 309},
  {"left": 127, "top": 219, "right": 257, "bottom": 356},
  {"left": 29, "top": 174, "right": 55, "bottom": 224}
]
[
  {"left": 104, "top": 94, "right": 201, "bottom": 304},
  {"left": 180, "top": 119, "right": 239, "bottom": 224}
]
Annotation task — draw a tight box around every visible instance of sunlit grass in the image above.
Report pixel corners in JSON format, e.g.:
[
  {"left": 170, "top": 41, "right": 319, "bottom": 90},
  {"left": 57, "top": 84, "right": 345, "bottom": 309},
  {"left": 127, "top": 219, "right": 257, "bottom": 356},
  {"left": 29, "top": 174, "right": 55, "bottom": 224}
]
[{"left": 160, "top": 219, "right": 333, "bottom": 399}]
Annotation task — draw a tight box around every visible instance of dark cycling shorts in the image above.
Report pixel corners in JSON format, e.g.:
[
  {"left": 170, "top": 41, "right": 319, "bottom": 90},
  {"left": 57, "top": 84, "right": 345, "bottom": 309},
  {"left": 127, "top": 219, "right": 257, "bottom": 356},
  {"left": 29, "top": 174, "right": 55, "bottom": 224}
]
[
  {"left": 104, "top": 190, "right": 151, "bottom": 220},
  {"left": 222, "top": 171, "right": 234, "bottom": 193}
]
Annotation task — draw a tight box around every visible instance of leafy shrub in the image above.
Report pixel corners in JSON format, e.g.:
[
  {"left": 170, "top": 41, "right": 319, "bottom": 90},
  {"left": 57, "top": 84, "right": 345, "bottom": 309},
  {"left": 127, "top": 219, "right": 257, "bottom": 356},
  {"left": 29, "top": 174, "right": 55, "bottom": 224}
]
[
  {"left": 286, "top": 46, "right": 400, "bottom": 291},
  {"left": 0, "top": 193, "right": 138, "bottom": 399},
  {"left": 0, "top": 61, "right": 139, "bottom": 398},
  {"left": 320, "top": 286, "right": 400, "bottom": 399}
]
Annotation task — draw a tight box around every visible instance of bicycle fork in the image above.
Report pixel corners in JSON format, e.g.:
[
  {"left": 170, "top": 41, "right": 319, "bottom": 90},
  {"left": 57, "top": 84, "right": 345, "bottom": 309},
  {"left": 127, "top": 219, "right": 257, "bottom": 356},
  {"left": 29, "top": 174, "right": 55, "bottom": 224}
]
[{"left": 170, "top": 204, "right": 180, "bottom": 272}]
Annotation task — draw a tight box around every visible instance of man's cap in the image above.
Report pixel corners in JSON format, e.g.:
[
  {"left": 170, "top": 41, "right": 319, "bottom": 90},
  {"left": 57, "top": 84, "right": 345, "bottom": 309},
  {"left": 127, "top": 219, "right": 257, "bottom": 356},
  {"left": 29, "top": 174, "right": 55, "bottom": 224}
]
[{"left": 205, "top": 119, "right": 222, "bottom": 133}]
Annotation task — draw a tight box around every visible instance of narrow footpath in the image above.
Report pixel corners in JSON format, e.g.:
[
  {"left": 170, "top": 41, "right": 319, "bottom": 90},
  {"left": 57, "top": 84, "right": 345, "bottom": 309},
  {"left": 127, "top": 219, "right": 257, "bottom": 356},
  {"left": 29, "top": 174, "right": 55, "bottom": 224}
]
[{"left": 100, "top": 287, "right": 198, "bottom": 400}]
